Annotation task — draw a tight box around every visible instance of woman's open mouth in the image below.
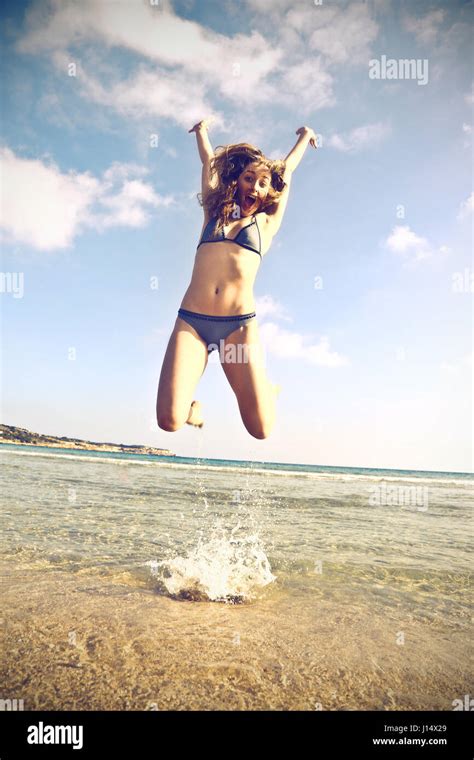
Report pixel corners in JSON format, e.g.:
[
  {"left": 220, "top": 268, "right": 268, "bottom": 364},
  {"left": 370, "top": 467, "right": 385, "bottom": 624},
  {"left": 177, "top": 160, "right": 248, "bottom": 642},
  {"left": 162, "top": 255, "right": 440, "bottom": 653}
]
[{"left": 243, "top": 194, "right": 258, "bottom": 210}]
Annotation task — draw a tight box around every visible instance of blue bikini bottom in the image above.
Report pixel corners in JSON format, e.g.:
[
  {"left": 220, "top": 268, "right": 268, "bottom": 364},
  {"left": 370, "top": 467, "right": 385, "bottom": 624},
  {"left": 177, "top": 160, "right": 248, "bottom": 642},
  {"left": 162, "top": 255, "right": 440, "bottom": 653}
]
[{"left": 177, "top": 307, "right": 256, "bottom": 353}]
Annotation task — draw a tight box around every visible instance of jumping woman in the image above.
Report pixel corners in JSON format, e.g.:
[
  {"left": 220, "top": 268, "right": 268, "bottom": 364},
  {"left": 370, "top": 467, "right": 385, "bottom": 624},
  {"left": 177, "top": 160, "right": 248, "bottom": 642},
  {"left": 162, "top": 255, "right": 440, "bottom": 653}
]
[{"left": 156, "top": 121, "right": 317, "bottom": 439}]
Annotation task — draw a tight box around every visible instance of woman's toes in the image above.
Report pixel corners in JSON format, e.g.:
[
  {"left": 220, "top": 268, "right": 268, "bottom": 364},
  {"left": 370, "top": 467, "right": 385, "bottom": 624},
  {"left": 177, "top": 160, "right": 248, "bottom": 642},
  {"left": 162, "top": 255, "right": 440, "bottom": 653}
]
[{"left": 186, "top": 400, "right": 204, "bottom": 427}]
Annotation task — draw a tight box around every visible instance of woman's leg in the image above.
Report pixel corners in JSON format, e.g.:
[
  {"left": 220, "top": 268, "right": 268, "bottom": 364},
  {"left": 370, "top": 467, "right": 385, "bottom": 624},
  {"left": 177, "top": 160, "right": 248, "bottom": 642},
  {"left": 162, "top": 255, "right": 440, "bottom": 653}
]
[
  {"left": 219, "top": 320, "right": 280, "bottom": 439},
  {"left": 156, "top": 317, "right": 209, "bottom": 432}
]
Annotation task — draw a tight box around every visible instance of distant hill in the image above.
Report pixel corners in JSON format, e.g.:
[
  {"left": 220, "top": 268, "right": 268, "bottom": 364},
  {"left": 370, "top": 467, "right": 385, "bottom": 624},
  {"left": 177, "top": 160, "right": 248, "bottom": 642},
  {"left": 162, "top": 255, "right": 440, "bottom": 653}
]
[{"left": 0, "top": 424, "right": 175, "bottom": 457}]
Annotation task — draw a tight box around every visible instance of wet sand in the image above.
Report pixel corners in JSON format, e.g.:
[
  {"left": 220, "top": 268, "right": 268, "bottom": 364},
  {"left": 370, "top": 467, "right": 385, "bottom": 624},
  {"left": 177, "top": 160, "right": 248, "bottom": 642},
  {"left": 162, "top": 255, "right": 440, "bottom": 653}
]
[{"left": 0, "top": 564, "right": 469, "bottom": 711}]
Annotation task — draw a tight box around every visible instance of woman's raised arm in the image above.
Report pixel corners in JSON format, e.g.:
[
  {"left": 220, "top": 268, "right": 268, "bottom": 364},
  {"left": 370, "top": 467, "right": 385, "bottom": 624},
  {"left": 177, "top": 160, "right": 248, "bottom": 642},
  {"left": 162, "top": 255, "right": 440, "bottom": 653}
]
[
  {"left": 284, "top": 126, "right": 318, "bottom": 176},
  {"left": 188, "top": 119, "right": 215, "bottom": 165},
  {"left": 189, "top": 119, "right": 217, "bottom": 202},
  {"left": 266, "top": 127, "right": 318, "bottom": 234}
]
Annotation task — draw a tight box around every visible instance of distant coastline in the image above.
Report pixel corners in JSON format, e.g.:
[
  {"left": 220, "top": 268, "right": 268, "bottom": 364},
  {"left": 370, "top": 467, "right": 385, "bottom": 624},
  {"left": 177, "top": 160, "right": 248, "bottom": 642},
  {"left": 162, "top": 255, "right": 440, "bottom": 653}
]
[{"left": 0, "top": 424, "right": 175, "bottom": 457}]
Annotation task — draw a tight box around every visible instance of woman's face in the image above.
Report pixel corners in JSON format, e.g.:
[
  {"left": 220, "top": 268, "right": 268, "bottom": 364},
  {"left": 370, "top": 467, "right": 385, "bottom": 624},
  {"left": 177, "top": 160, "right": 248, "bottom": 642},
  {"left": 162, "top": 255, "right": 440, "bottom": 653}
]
[{"left": 236, "top": 162, "right": 272, "bottom": 216}]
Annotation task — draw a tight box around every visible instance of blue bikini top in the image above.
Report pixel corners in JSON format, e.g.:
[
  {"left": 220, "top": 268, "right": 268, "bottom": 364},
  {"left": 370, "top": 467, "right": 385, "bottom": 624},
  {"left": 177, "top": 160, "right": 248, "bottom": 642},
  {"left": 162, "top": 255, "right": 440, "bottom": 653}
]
[{"left": 197, "top": 214, "right": 262, "bottom": 258}]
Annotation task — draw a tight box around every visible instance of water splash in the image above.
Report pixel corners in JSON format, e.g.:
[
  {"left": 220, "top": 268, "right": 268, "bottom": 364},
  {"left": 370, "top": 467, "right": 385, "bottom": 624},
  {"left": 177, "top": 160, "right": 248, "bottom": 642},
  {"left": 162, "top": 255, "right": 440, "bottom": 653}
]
[{"left": 146, "top": 524, "right": 276, "bottom": 604}]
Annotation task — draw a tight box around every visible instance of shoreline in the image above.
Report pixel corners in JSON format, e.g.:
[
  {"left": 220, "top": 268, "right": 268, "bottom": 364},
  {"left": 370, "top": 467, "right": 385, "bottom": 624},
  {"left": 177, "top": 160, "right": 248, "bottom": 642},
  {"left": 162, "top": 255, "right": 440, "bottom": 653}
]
[{"left": 0, "top": 424, "right": 175, "bottom": 457}]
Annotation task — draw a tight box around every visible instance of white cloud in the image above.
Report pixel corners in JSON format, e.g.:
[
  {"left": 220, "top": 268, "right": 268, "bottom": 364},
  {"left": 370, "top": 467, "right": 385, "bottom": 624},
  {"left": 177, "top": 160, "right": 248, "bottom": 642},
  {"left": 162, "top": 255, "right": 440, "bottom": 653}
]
[
  {"left": 327, "top": 122, "right": 391, "bottom": 152},
  {"left": 255, "top": 294, "right": 292, "bottom": 321},
  {"left": 385, "top": 225, "right": 432, "bottom": 262},
  {"left": 94, "top": 179, "right": 165, "bottom": 229},
  {"left": 79, "top": 62, "right": 220, "bottom": 129},
  {"left": 259, "top": 322, "right": 348, "bottom": 367},
  {"left": 0, "top": 147, "right": 99, "bottom": 250},
  {"left": 16, "top": 0, "right": 284, "bottom": 114},
  {"left": 457, "top": 192, "right": 474, "bottom": 221},
  {"left": 402, "top": 9, "right": 445, "bottom": 45},
  {"left": 18, "top": 0, "right": 220, "bottom": 64},
  {"left": 0, "top": 147, "right": 172, "bottom": 251},
  {"left": 101, "top": 162, "right": 148, "bottom": 184},
  {"left": 307, "top": 3, "right": 379, "bottom": 65},
  {"left": 257, "top": 1, "right": 379, "bottom": 66},
  {"left": 245, "top": 0, "right": 293, "bottom": 13},
  {"left": 280, "top": 57, "right": 335, "bottom": 112},
  {"left": 465, "top": 84, "right": 474, "bottom": 106},
  {"left": 384, "top": 226, "right": 451, "bottom": 264},
  {"left": 14, "top": 0, "right": 382, "bottom": 124}
]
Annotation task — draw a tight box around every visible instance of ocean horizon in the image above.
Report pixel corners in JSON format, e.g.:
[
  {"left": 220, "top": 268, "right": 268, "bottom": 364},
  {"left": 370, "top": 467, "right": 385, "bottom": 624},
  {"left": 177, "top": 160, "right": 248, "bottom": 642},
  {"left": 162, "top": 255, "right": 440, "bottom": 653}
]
[{"left": 1, "top": 442, "right": 472, "bottom": 481}]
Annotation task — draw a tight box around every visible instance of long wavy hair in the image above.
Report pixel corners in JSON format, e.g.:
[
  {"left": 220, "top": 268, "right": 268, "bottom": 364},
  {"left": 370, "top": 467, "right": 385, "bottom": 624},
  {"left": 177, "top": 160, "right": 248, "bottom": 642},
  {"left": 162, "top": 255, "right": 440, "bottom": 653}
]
[{"left": 197, "top": 142, "right": 287, "bottom": 230}]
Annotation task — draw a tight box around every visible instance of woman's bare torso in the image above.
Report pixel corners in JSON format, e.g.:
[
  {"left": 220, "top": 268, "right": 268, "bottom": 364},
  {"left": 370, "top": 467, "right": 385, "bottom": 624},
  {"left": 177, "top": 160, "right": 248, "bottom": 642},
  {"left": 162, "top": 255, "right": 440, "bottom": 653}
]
[{"left": 179, "top": 211, "right": 275, "bottom": 315}]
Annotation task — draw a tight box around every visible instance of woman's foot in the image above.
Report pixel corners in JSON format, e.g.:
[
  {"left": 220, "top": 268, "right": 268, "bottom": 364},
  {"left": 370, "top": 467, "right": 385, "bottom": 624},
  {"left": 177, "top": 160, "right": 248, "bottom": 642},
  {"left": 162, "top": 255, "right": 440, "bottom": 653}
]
[{"left": 186, "top": 400, "right": 204, "bottom": 428}]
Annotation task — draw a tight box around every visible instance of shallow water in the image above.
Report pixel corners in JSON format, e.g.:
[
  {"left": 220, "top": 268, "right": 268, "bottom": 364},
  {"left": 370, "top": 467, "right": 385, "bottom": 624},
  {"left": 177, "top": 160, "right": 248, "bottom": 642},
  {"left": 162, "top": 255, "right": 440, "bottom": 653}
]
[{"left": 0, "top": 446, "right": 472, "bottom": 710}]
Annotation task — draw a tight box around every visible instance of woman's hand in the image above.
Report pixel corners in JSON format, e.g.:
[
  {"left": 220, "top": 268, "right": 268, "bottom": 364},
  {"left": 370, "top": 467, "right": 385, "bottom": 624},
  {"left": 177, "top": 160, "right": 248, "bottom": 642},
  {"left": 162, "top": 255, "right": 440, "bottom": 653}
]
[
  {"left": 190, "top": 118, "right": 215, "bottom": 165},
  {"left": 188, "top": 118, "right": 213, "bottom": 134},
  {"left": 295, "top": 126, "right": 318, "bottom": 148}
]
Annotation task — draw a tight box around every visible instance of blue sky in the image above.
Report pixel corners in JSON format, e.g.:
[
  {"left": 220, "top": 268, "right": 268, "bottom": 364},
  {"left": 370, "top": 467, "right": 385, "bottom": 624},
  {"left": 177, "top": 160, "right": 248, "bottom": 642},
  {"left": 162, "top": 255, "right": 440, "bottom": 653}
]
[{"left": 1, "top": 0, "right": 472, "bottom": 471}]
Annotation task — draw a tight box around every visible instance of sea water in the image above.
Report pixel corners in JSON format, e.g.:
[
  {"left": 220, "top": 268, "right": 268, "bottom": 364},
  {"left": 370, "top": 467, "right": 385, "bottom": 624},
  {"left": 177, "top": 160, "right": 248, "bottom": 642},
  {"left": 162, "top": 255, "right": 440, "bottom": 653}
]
[{"left": 0, "top": 444, "right": 472, "bottom": 710}]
